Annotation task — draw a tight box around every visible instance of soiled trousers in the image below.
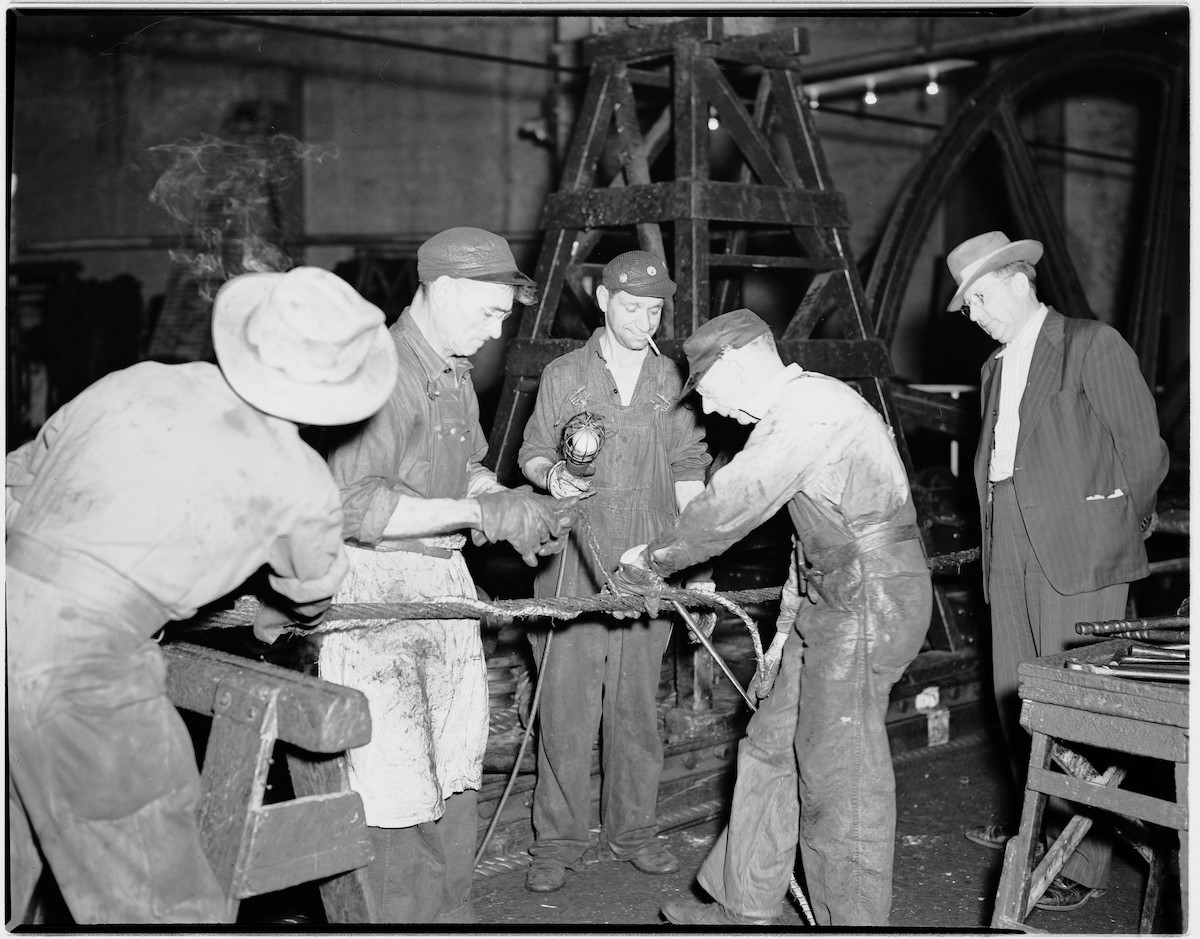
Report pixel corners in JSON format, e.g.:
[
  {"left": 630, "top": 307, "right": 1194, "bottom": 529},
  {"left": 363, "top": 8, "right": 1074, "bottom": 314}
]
[
  {"left": 527, "top": 615, "right": 673, "bottom": 865},
  {"left": 366, "top": 789, "right": 478, "bottom": 923},
  {"left": 6, "top": 564, "right": 227, "bottom": 925},
  {"left": 987, "top": 478, "right": 1123, "bottom": 888},
  {"left": 696, "top": 547, "right": 931, "bottom": 926}
]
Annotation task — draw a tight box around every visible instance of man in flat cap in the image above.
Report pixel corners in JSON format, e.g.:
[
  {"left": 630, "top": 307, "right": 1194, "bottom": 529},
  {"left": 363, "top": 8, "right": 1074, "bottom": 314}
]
[
  {"left": 7, "top": 266, "right": 398, "bottom": 924},
  {"left": 517, "top": 249, "right": 711, "bottom": 893},
  {"left": 319, "top": 227, "right": 578, "bottom": 923},
  {"left": 611, "top": 309, "right": 930, "bottom": 927},
  {"left": 947, "top": 231, "right": 1168, "bottom": 911}
]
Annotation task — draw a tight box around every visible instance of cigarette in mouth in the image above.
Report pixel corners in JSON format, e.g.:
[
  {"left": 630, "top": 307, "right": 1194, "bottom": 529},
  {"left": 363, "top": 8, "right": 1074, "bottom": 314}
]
[{"left": 647, "top": 336, "right": 661, "bottom": 356}]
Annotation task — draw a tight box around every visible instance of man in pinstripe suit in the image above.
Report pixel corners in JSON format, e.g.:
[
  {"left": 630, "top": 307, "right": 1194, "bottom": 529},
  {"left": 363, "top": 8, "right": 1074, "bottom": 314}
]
[{"left": 947, "top": 231, "right": 1169, "bottom": 912}]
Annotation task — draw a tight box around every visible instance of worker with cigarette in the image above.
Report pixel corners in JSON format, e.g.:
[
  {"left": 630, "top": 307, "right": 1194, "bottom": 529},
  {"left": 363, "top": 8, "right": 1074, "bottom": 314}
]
[
  {"left": 611, "top": 309, "right": 931, "bottom": 927},
  {"left": 518, "top": 250, "right": 711, "bottom": 894}
]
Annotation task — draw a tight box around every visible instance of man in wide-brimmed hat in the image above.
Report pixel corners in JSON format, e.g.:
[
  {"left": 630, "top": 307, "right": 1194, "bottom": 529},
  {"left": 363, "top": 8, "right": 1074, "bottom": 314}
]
[
  {"left": 320, "top": 227, "right": 579, "bottom": 923},
  {"left": 947, "top": 231, "right": 1168, "bottom": 912},
  {"left": 611, "top": 308, "right": 931, "bottom": 928},
  {"left": 6, "top": 266, "right": 399, "bottom": 924}
]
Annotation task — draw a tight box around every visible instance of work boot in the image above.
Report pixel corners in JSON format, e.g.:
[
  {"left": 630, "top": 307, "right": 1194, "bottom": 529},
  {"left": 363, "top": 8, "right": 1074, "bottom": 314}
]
[
  {"left": 629, "top": 841, "right": 680, "bottom": 875},
  {"left": 524, "top": 860, "right": 566, "bottom": 893},
  {"left": 661, "top": 896, "right": 776, "bottom": 926}
]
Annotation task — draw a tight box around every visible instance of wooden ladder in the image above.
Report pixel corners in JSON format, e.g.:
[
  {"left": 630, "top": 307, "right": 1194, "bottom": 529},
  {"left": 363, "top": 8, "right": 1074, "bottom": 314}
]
[{"left": 164, "top": 641, "right": 375, "bottom": 924}]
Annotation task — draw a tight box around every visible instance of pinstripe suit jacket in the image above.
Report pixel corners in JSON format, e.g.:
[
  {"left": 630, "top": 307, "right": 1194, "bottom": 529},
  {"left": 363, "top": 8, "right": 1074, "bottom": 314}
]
[{"left": 974, "top": 308, "right": 1169, "bottom": 597}]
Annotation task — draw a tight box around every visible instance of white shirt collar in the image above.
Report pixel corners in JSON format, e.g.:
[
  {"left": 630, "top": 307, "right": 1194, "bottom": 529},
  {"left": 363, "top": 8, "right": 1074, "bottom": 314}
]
[
  {"left": 743, "top": 362, "right": 804, "bottom": 420},
  {"left": 997, "top": 303, "right": 1048, "bottom": 357}
]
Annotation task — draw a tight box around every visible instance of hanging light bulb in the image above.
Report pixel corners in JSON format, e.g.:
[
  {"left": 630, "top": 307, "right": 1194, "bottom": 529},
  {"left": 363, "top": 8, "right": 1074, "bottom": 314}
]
[
  {"left": 926, "top": 68, "right": 940, "bottom": 95},
  {"left": 863, "top": 81, "right": 878, "bottom": 106},
  {"left": 808, "top": 91, "right": 820, "bottom": 110},
  {"left": 707, "top": 106, "right": 720, "bottom": 131}
]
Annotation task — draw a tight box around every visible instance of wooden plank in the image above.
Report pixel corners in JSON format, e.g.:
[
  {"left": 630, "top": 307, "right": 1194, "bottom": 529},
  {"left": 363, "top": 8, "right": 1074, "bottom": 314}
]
[
  {"left": 583, "top": 18, "right": 718, "bottom": 64},
  {"left": 1026, "top": 766, "right": 1187, "bottom": 830},
  {"left": 1021, "top": 699, "right": 1189, "bottom": 762},
  {"left": 195, "top": 678, "right": 278, "bottom": 915},
  {"left": 238, "top": 794, "right": 373, "bottom": 898},
  {"left": 695, "top": 56, "right": 790, "bottom": 188},
  {"left": 286, "top": 750, "right": 375, "bottom": 924},
  {"left": 542, "top": 181, "right": 849, "bottom": 230},
  {"left": 699, "top": 25, "right": 808, "bottom": 58},
  {"left": 163, "top": 642, "right": 371, "bottom": 753},
  {"left": 505, "top": 337, "right": 893, "bottom": 380},
  {"left": 709, "top": 253, "right": 841, "bottom": 271}
]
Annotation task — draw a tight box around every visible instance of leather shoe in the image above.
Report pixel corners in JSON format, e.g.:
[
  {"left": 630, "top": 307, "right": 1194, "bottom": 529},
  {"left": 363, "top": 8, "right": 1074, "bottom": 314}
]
[
  {"left": 629, "top": 842, "right": 680, "bottom": 875},
  {"left": 964, "top": 821, "right": 1015, "bottom": 850},
  {"left": 524, "top": 861, "right": 566, "bottom": 893},
  {"left": 1034, "top": 875, "right": 1105, "bottom": 912},
  {"left": 661, "top": 897, "right": 775, "bottom": 926}
]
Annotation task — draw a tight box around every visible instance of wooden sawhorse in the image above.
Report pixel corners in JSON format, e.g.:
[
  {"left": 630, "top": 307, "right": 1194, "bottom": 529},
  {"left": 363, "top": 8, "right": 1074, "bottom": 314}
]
[
  {"left": 991, "top": 639, "right": 1188, "bottom": 932},
  {"left": 164, "top": 641, "right": 375, "bottom": 923}
]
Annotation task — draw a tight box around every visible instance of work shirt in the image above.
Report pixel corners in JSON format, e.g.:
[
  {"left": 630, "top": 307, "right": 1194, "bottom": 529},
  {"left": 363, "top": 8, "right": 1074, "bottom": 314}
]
[
  {"left": 519, "top": 329, "right": 710, "bottom": 592},
  {"left": 989, "top": 303, "right": 1048, "bottom": 482},
  {"left": 5, "top": 361, "right": 347, "bottom": 621},
  {"left": 329, "top": 308, "right": 502, "bottom": 543},
  {"left": 648, "top": 364, "right": 912, "bottom": 577}
]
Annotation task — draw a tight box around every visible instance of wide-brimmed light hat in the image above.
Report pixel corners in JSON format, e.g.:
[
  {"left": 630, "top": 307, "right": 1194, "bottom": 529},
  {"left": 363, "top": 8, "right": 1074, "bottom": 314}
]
[
  {"left": 946, "top": 231, "right": 1043, "bottom": 312},
  {"left": 212, "top": 266, "right": 398, "bottom": 425}
]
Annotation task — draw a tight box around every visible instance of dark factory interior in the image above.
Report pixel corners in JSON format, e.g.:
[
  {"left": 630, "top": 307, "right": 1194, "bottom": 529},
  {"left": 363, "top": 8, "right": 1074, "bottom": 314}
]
[{"left": 6, "top": 6, "right": 1191, "bottom": 932}]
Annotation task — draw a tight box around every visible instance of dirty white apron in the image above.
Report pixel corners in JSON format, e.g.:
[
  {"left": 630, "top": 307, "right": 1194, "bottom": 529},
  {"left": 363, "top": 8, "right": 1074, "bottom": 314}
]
[{"left": 319, "top": 536, "right": 489, "bottom": 828}]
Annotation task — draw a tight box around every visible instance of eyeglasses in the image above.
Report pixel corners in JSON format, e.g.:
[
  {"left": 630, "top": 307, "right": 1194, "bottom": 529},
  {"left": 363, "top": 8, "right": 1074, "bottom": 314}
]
[{"left": 958, "top": 277, "right": 1010, "bottom": 317}]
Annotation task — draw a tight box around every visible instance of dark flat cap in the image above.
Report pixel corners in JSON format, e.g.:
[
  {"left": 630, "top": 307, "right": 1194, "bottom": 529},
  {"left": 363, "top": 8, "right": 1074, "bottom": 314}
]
[
  {"left": 679, "top": 308, "right": 772, "bottom": 400},
  {"left": 418, "top": 227, "right": 536, "bottom": 287},
  {"left": 601, "top": 250, "right": 676, "bottom": 299}
]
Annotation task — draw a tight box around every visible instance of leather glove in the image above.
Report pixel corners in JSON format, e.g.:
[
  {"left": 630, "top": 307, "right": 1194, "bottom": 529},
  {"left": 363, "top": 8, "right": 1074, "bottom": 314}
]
[
  {"left": 546, "top": 459, "right": 596, "bottom": 499},
  {"left": 685, "top": 579, "right": 717, "bottom": 644},
  {"left": 477, "top": 488, "right": 579, "bottom": 567},
  {"left": 747, "top": 631, "right": 788, "bottom": 703},
  {"left": 606, "top": 561, "right": 667, "bottom": 618},
  {"left": 251, "top": 596, "right": 328, "bottom": 645}
]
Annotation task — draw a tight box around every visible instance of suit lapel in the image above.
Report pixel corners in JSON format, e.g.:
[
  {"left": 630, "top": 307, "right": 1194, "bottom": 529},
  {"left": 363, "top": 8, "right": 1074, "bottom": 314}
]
[
  {"left": 975, "top": 353, "right": 1003, "bottom": 490},
  {"left": 1016, "top": 308, "right": 1065, "bottom": 455}
]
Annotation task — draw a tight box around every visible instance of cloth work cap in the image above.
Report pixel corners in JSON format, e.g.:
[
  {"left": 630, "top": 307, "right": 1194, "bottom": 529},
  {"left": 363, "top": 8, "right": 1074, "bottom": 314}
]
[
  {"left": 946, "top": 231, "right": 1043, "bottom": 312},
  {"left": 679, "top": 308, "right": 772, "bottom": 401},
  {"left": 212, "top": 266, "right": 399, "bottom": 426},
  {"left": 417, "top": 226, "right": 536, "bottom": 287},
  {"left": 601, "top": 249, "right": 677, "bottom": 298}
]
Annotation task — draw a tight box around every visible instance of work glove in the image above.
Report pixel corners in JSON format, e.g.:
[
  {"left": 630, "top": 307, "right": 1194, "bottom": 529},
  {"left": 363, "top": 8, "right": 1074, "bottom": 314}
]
[
  {"left": 606, "top": 557, "right": 667, "bottom": 618},
  {"left": 684, "top": 579, "right": 718, "bottom": 643},
  {"left": 477, "top": 488, "right": 579, "bottom": 567},
  {"left": 251, "top": 596, "right": 329, "bottom": 645},
  {"left": 748, "top": 631, "right": 789, "bottom": 703},
  {"left": 546, "top": 459, "right": 596, "bottom": 500}
]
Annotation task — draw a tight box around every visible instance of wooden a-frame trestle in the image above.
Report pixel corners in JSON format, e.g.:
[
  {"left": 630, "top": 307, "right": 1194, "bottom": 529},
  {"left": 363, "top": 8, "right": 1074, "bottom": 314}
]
[{"left": 487, "top": 18, "right": 962, "bottom": 649}]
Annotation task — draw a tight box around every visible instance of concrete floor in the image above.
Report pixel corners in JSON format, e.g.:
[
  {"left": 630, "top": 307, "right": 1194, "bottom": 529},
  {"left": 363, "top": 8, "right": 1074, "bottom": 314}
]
[{"left": 472, "top": 731, "right": 1179, "bottom": 931}]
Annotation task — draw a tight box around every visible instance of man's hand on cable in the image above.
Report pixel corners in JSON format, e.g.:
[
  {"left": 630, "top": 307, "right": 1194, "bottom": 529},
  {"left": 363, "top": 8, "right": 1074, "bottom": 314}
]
[
  {"left": 684, "top": 577, "right": 718, "bottom": 643},
  {"left": 545, "top": 459, "right": 597, "bottom": 500},
  {"left": 477, "top": 487, "right": 580, "bottom": 567},
  {"left": 251, "top": 596, "right": 329, "bottom": 645},
  {"left": 605, "top": 543, "right": 667, "bottom": 618},
  {"left": 747, "top": 631, "right": 788, "bottom": 703}
]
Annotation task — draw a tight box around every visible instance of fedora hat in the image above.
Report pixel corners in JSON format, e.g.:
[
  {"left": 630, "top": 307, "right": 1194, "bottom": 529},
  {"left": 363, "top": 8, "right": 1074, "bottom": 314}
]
[
  {"left": 212, "top": 266, "right": 399, "bottom": 426},
  {"left": 946, "top": 231, "right": 1043, "bottom": 312}
]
